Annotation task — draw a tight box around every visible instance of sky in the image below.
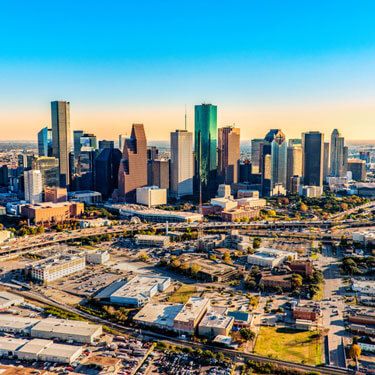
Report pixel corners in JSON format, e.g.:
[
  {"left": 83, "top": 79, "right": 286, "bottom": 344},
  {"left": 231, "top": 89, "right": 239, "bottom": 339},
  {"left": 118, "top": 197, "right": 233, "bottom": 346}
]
[{"left": 1, "top": 1, "right": 375, "bottom": 141}]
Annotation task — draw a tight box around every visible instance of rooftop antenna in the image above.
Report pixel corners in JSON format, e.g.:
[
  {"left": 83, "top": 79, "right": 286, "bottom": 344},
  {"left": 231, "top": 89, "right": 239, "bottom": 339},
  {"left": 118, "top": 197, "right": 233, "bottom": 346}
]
[{"left": 184, "top": 105, "right": 187, "bottom": 131}]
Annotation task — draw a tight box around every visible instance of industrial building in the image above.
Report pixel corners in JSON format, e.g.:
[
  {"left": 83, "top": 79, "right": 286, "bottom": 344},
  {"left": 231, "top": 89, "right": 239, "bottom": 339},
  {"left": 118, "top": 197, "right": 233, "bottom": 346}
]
[
  {"left": 30, "top": 317, "right": 102, "bottom": 344},
  {"left": 0, "top": 337, "right": 82, "bottom": 364},
  {"left": 85, "top": 250, "right": 110, "bottom": 264},
  {"left": 134, "top": 234, "right": 170, "bottom": 247},
  {"left": 96, "top": 276, "right": 171, "bottom": 307},
  {"left": 28, "top": 252, "right": 86, "bottom": 283},
  {"left": 0, "top": 315, "right": 39, "bottom": 334},
  {"left": 247, "top": 247, "right": 297, "bottom": 268},
  {"left": 0, "top": 291, "right": 24, "bottom": 310},
  {"left": 173, "top": 297, "right": 210, "bottom": 334}
]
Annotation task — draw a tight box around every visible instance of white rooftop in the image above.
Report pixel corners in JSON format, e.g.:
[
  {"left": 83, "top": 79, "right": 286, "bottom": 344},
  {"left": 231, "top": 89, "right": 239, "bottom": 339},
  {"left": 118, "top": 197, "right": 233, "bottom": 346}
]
[
  {"left": 134, "top": 303, "right": 183, "bottom": 328},
  {"left": 174, "top": 297, "right": 210, "bottom": 323}
]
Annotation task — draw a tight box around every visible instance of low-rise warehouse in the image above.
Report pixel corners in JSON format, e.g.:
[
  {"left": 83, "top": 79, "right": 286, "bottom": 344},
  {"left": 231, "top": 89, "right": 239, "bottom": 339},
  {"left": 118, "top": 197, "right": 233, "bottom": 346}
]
[
  {"left": 198, "top": 308, "right": 234, "bottom": 338},
  {"left": 134, "top": 234, "right": 170, "bottom": 247},
  {"left": 247, "top": 247, "right": 297, "bottom": 268},
  {"left": 0, "top": 315, "right": 39, "bottom": 334},
  {"left": 0, "top": 291, "right": 24, "bottom": 310},
  {"left": 31, "top": 317, "right": 102, "bottom": 344}
]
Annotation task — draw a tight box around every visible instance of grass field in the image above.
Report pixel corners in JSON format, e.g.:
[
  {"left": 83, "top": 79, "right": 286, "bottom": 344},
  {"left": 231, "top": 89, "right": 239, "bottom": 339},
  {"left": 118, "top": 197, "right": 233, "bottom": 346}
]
[
  {"left": 254, "top": 327, "right": 323, "bottom": 365},
  {"left": 168, "top": 284, "right": 198, "bottom": 303}
]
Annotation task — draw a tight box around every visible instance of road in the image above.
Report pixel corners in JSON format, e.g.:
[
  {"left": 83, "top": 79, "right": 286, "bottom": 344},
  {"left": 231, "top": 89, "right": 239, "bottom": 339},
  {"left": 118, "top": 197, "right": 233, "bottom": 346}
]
[{"left": 319, "top": 245, "right": 348, "bottom": 368}]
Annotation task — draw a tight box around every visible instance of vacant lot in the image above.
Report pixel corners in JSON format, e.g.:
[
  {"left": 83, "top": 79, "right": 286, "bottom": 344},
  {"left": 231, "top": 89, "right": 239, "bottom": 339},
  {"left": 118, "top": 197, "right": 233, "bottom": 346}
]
[
  {"left": 168, "top": 284, "right": 198, "bottom": 303},
  {"left": 254, "top": 327, "right": 323, "bottom": 365}
]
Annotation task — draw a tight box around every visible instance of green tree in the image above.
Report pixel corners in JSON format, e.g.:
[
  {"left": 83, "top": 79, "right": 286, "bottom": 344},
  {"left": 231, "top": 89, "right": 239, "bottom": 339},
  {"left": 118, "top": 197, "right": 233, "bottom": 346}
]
[
  {"left": 239, "top": 328, "right": 256, "bottom": 341},
  {"left": 253, "top": 237, "right": 262, "bottom": 250}
]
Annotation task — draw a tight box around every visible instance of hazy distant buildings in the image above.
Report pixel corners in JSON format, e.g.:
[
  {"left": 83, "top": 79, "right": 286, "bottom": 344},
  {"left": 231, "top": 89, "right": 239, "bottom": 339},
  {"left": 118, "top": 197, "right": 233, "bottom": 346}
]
[
  {"left": 94, "top": 148, "right": 122, "bottom": 199},
  {"left": 37, "top": 127, "right": 52, "bottom": 157},
  {"left": 330, "top": 129, "right": 348, "bottom": 178},
  {"left": 24, "top": 170, "right": 43, "bottom": 204},
  {"left": 170, "top": 130, "right": 194, "bottom": 198},
  {"left": 51, "top": 101, "right": 72, "bottom": 187},
  {"left": 194, "top": 104, "right": 218, "bottom": 202},
  {"left": 302, "top": 131, "right": 324, "bottom": 187},
  {"left": 218, "top": 126, "right": 240, "bottom": 185},
  {"left": 116, "top": 124, "right": 148, "bottom": 202}
]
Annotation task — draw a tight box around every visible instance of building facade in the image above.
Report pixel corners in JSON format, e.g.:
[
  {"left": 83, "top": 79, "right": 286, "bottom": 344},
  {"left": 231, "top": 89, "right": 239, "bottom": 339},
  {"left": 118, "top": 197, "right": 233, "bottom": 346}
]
[
  {"left": 330, "top": 129, "right": 348, "bottom": 178},
  {"left": 24, "top": 170, "right": 43, "bottom": 204},
  {"left": 302, "top": 131, "right": 324, "bottom": 187}
]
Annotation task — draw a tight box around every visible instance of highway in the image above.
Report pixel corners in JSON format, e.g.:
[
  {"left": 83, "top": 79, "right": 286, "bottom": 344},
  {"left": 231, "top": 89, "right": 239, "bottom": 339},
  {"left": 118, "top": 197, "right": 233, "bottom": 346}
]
[{"left": 9, "top": 287, "right": 349, "bottom": 375}]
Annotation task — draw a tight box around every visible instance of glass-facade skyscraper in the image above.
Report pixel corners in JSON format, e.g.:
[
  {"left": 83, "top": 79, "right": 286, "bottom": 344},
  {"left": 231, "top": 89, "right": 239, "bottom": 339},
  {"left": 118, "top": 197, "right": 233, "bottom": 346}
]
[
  {"left": 194, "top": 103, "right": 218, "bottom": 202},
  {"left": 302, "top": 131, "right": 324, "bottom": 187},
  {"left": 37, "top": 126, "right": 52, "bottom": 157}
]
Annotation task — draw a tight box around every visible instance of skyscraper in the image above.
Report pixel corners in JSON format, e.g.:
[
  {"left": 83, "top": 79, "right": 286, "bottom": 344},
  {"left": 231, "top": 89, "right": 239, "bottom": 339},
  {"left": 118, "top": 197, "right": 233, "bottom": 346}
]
[
  {"left": 194, "top": 104, "right": 218, "bottom": 202},
  {"left": 218, "top": 126, "right": 240, "bottom": 185},
  {"left": 94, "top": 147, "right": 122, "bottom": 199},
  {"left": 149, "top": 159, "right": 170, "bottom": 190},
  {"left": 302, "top": 132, "right": 324, "bottom": 187},
  {"left": 80, "top": 133, "right": 97, "bottom": 150},
  {"left": 323, "top": 142, "right": 330, "bottom": 181},
  {"left": 73, "top": 130, "right": 84, "bottom": 159},
  {"left": 286, "top": 142, "right": 302, "bottom": 193},
  {"left": 347, "top": 159, "right": 366, "bottom": 181},
  {"left": 251, "top": 139, "right": 264, "bottom": 174},
  {"left": 24, "top": 170, "right": 43, "bottom": 204},
  {"left": 98, "top": 140, "right": 114, "bottom": 150},
  {"left": 51, "top": 101, "right": 72, "bottom": 187},
  {"left": 170, "top": 129, "right": 194, "bottom": 198},
  {"left": 330, "top": 129, "right": 348, "bottom": 177},
  {"left": 32, "top": 156, "right": 60, "bottom": 188},
  {"left": 116, "top": 124, "right": 147, "bottom": 202},
  {"left": 37, "top": 127, "right": 52, "bottom": 157}
]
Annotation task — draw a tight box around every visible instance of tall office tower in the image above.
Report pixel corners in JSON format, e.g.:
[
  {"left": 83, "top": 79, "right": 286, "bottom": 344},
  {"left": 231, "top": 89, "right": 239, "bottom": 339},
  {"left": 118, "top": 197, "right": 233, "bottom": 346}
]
[
  {"left": 94, "top": 148, "right": 122, "bottom": 199},
  {"left": 0, "top": 165, "right": 8, "bottom": 187},
  {"left": 170, "top": 130, "right": 194, "bottom": 198},
  {"left": 239, "top": 160, "right": 252, "bottom": 183},
  {"left": 302, "top": 131, "right": 324, "bottom": 187},
  {"left": 194, "top": 103, "right": 218, "bottom": 202},
  {"left": 330, "top": 129, "right": 348, "bottom": 177},
  {"left": 251, "top": 139, "right": 264, "bottom": 173},
  {"left": 51, "top": 101, "right": 72, "bottom": 187},
  {"left": 18, "top": 153, "right": 34, "bottom": 170},
  {"left": 73, "top": 130, "right": 84, "bottom": 158},
  {"left": 24, "top": 170, "right": 43, "bottom": 204},
  {"left": 286, "top": 143, "right": 302, "bottom": 193},
  {"left": 118, "top": 134, "right": 127, "bottom": 151},
  {"left": 149, "top": 159, "right": 170, "bottom": 190},
  {"left": 73, "top": 149, "right": 98, "bottom": 191},
  {"left": 347, "top": 159, "right": 366, "bottom": 181},
  {"left": 116, "top": 124, "right": 147, "bottom": 202},
  {"left": 98, "top": 140, "right": 114, "bottom": 150},
  {"left": 323, "top": 142, "right": 330, "bottom": 181},
  {"left": 264, "top": 129, "right": 288, "bottom": 191},
  {"left": 218, "top": 126, "right": 240, "bottom": 185},
  {"left": 147, "top": 146, "right": 159, "bottom": 161},
  {"left": 37, "top": 127, "right": 52, "bottom": 157},
  {"left": 260, "top": 142, "right": 272, "bottom": 196},
  {"left": 32, "top": 157, "right": 60, "bottom": 188},
  {"left": 80, "top": 133, "right": 97, "bottom": 150}
]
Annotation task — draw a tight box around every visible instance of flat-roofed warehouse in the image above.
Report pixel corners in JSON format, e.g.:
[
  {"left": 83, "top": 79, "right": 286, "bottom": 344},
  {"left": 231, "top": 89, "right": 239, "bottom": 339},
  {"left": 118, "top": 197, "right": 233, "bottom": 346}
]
[
  {"left": 0, "top": 291, "right": 24, "bottom": 310},
  {"left": 31, "top": 317, "right": 102, "bottom": 344},
  {"left": 0, "top": 315, "right": 39, "bottom": 334},
  {"left": 0, "top": 337, "right": 28, "bottom": 356}
]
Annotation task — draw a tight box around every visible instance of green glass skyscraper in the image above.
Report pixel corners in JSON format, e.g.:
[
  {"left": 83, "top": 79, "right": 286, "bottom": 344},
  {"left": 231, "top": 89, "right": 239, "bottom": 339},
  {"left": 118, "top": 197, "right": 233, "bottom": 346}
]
[{"left": 194, "top": 103, "right": 218, "bottom": 202}]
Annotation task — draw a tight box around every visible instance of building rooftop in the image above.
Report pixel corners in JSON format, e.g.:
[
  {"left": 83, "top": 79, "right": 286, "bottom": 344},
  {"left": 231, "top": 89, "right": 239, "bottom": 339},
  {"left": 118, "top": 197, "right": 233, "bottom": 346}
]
[
  {"left": 0, "top": 337, "right": 27, "bottom": 352},
  {"left": 250, "top": 247, "right": 295, "bottom": 260},
  {"left": 134, "top": 303, "right": 183, "bottom": 328},
  {"left": 199, "top": 310, "right": 234, "bottom": 330},
  {"left": 17, "top": 338, "right": 53, "bottom": 355},
  {"left": 135, "top": 234, "right": 169, "bottom": 242},
  {"left": 39, "top": 342, "right": 82, "bottom": 359},
  {"left": 0, "top": 291, "right": 24, "bottom": 308},
  {"left": 174, "top": 297, "right": 210, "bottom": 323},
  {"left": 0, "top": 314, "right": 39, "bottom": 331},
  {"left": 30, "top": 252, "right": 85, "bottom": 271}
]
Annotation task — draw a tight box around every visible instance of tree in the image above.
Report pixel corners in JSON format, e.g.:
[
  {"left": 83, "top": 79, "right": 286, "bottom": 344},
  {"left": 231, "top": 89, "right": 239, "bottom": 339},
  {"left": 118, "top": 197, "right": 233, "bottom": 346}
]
[
  {"left": 239, "top": 328, "right": 256, "bottom": 341},
  {"left": 138, "top": 251, "right": 149, "bottom": 262},
  {"left": 223, "top": 251, "right": 232, "bottom": 264},
  {"left": 171, "top": 259, "right": 181, "bottom": 269},
  {"left": 349, "top": 343, "right": 361, "bottom": 361},
  {"left": 253, "top": 237, "right": 262, "bottom": 250},
  {"left": 300, "top": 203, "right": 308, "bottom": 212},
  {"left": 291, "top": 274, "right": 303, "bottom": 290},
  {"left": 190, "top": 263, "right": 201, "bottom": 275}
]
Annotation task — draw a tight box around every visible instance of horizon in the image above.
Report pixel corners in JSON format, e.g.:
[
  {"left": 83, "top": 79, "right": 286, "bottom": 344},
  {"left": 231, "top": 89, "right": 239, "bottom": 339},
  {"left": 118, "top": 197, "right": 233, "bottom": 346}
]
[{"left": 1, "top": 1, "right": 375, "bottom": 141}]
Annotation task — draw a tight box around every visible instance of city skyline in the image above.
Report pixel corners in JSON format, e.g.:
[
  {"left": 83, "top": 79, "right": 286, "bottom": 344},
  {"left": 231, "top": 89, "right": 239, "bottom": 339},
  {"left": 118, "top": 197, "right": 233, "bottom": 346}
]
[{"left": 1, "top": 1, "right": 375, "bottom": 140}]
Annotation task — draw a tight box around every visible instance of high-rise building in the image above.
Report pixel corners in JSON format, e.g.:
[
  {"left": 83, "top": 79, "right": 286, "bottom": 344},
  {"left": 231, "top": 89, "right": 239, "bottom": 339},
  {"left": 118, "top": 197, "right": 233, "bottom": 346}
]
[
  {"left": 264, "top": 129, "right": 287, "bottom": 194},
  {"left": 51, "top": 101, "right": 72, "bottom": 187},
  {"left": 98, "top": 140, "right": 114, "bottom": 150},
  {"left": 24, "top": 170, "right": 43, "bottom": 204},
  {"left": 94, "top": 148, "right": 122, "bottom": 199},
  {"left": 194, "top": 104, "right": 218, "bottom": 202},
  {"left": 323, "top": 142, "right": 330, "bottom": 181},
  {"left": 330, "top": 129, "right": 348, "bottom": 177},
  {"left": 73, "top": 130, "right": 84, "bottom": 158},
  {"left": 347, "top": 159, "right": 366, "bottom": 181},
  {"left": 32, "top": 157, "right": 60, "bottom": 188},
  {"left": 0, "top": 165, "right": 8, "bottom": 187},
  {"left": 251, "top": 139, "right": 264, "bottom": 174},
  {"left": 302, "top": 132, "right": 324, "bottom": 187},
  {"left": 147, "top": 146, "right": 159, "bottom": 161},
  {"left": 218, "top": 126, "right": 240, "bottom": 185},
  {"left": 286, "top": 143, "right": 302, "bottom": 193},
  {"left": 170, "top": 129, "right": 194, "bottom": 198},
  {"left": 73, "top": 149, "right": 98, "bottom": 191},
  {"left": 116, "top": 124, "right": 148, "bottom": 202},
  {"left": 37, "top": 127, "right": 52, "bottom": 157},
  {"left": 260, "top": 142, "right": 272, "bottom": 197},
  {"left": 118, "top": 134, "right": 127, "bottom": 151},
  {"left": 149, "top": 159, "right": 170, "bottom": 190},
  {"left": 80, "top": 133, "right": 97, "bottom": 150}
]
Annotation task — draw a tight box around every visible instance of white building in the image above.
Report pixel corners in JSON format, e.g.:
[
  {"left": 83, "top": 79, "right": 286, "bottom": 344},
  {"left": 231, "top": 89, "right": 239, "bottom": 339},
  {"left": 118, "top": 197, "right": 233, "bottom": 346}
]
[
  {"left": 352, "top": 280, "right": 375, "bottom": 296},
  {"left": 352, "top": 230, "right": 375, "bottom": 246},
  {"left": 103, "top": 276, "right": 171, "bottom": 307},
  {"left": 134, "top": 234, "right": 170, "bottom": 247},
  {"left": 247, "top": 247, "right": 297, "bottom": 268},
  {"left": 29, "top": 253, "right": 86, "bottom": 283},
  {"left": 85, "top": 250, "right": 110, "bottom": 264},
  {"left": 217, "top": 184, "right": 232, "bottom": 199},
  {"left": 170, "top": 130, "right": 194, "bottom": 198},
  {"left": 68, "top": 190, "right": 102, "bottom": 204},
  {"left": 80, "top": 218, "right": 112, "bottom": 228},
  {"left": 210, "top": 197, "right": 238, "bottom": 211},
  {"left": 0, "top": 291, "right": 24, "bottom": 310},
  {"left": 24, "top": 169, "right": 43, "bottom": 204},
  {"left": 136, "top": 186, "right": 167, "bottom": 207},
  {"left": 299, "top": 185, "right": 323, "bottom": 198},
  {"left": 0, "top": 230, "right": 12, "bottom": 244}
]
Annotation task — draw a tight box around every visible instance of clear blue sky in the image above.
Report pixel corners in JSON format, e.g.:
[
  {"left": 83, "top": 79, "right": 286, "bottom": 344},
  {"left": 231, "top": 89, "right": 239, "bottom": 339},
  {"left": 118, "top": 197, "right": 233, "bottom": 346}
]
[{"left": 1, "top": 1, "right": 375, "bottom": 140}]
